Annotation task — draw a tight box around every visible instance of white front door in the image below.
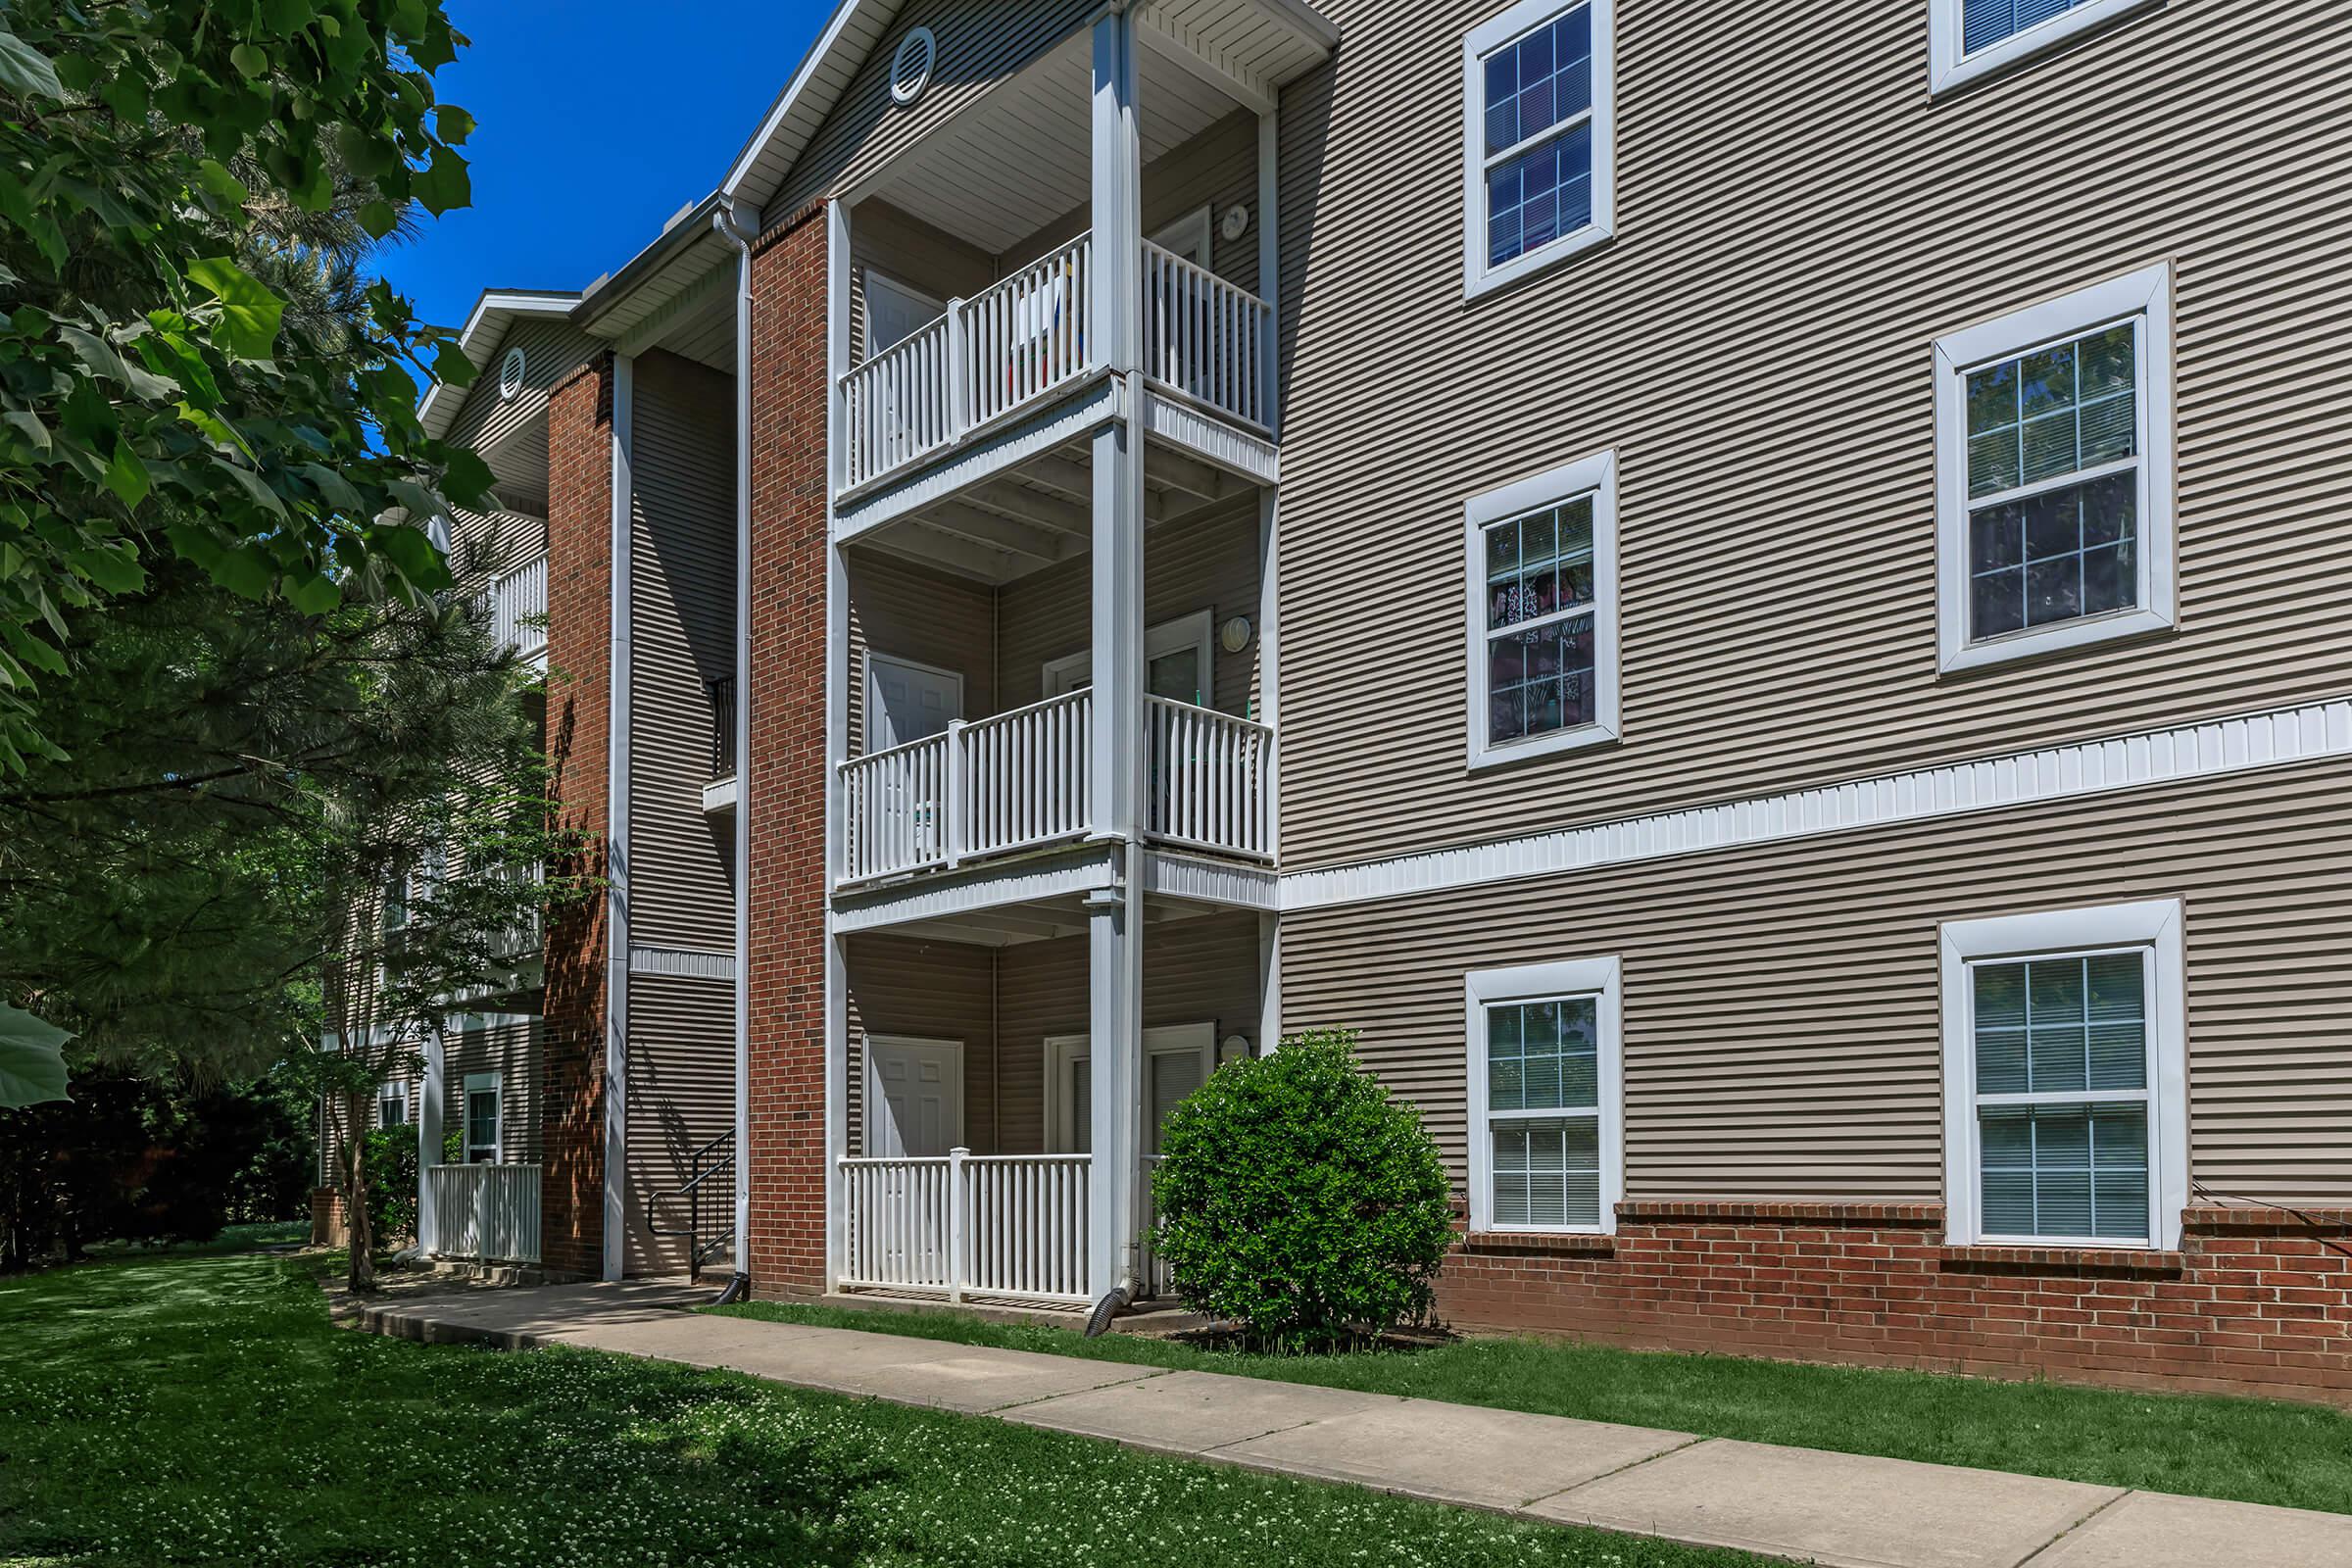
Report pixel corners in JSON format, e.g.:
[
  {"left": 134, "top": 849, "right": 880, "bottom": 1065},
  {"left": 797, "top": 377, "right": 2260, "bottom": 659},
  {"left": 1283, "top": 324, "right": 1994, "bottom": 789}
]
[
  {"left": 866, "top": 1036, "right": 963, "bottom": 1158},
  {"left": 865, "top": 270, "right": 945, "bottom": 357},
  {"left": 865, "top": 655, "right": 962, "bottom": 863}
]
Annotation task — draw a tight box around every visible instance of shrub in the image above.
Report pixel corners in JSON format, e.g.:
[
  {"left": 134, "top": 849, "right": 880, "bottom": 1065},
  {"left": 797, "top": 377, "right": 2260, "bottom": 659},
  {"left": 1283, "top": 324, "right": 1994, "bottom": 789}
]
[{"left": 1149, "top": 1028, "right": 1453, "bottom": 1348}]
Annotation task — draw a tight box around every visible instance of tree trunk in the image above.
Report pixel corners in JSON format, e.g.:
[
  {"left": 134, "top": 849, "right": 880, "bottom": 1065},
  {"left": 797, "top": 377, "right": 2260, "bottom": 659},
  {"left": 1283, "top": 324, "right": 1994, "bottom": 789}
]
[{"left": 341, "top": 1095, "right": 375, "bottom": 1293}]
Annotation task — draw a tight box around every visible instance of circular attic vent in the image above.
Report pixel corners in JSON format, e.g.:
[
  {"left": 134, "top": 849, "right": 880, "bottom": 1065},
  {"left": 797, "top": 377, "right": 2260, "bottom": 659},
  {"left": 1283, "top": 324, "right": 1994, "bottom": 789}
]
[
  {"left": 890, "top": 26, "right": 937, "bottom": 106},
  {"left": 498, "top": 345, "right": 526, "bottom": 400}
]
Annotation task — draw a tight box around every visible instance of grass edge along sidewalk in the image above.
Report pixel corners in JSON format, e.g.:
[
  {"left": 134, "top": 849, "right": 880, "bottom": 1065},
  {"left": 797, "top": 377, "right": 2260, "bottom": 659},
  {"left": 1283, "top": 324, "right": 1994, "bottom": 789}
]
[
  {"left": 0, "top": 1244, "right": 1781, "bottom": 1568},
  {"left": 710, "top": 1298, "right": 2352, "bottom": 1517}
]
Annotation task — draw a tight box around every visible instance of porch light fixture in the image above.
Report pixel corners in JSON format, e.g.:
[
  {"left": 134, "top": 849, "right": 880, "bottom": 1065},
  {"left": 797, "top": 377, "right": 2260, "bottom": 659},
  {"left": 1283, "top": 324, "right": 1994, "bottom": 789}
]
[
  {"left": 1219, "top": 203, "right": 1250, "bottom": 242},
  {"left": 498, "top": 345, "right": 525, "bottom": 400},
  {"left": 1219, "top": 1033, "right": 1251, "bottom": 1066},
  {"left": 1218, "top": 615, "right": 1252, "bottom": 654},
  {"left": 889, "top": 26, "right": 936, "bottom": 106}
]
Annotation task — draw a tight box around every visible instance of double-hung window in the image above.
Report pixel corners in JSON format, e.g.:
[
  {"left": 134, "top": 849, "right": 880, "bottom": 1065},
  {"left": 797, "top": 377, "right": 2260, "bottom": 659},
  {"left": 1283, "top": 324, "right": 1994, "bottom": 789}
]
[
  {"left": 1466, "top": 958, "right": 1623, "bottom": 1233},
  {"left": 1461, "top": 0, "right": 1614, "bottom": 298},
  {"left": 463, "top": 1071, "right": 502, "bottom": 1164},
  {"left": 377, "top": 1080, "right": 409, "bottom": 1129},
  {"left": 1934, "top": 265, "right": 2175, "bottom": 672},
  {"left": 1939, "top": 901, "right": 2187, "bottom": 1250},
  {"left": 1929, "top": 0, "right": 2163, "bottom": 96},
  {"left": 1466, "top": 449, "right": 1620, "bottom": 767}
]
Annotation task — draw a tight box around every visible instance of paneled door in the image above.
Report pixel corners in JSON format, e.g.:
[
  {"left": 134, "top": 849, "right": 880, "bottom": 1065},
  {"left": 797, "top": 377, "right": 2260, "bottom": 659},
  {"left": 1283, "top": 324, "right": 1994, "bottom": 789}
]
[
  {"left": 866, "top": 1036, "right": 963, "bottom": 1158},
  {"left": 865, "top": 654, "right": 962, "bottom": 862}
]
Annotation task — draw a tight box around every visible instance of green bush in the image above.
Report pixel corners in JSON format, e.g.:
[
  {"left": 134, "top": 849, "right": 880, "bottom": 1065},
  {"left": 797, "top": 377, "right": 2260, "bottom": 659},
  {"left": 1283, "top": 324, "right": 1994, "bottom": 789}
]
[{"left": 1149, "top": 1028, "right": 1454, "bottom": 1348}]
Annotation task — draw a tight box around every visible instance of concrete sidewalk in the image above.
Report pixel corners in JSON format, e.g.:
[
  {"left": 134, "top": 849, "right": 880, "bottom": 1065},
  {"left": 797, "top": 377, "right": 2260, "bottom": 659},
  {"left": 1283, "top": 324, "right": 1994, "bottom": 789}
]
[{"left": 348, "top": 1285, "right": 2352, "bottom": 1568}]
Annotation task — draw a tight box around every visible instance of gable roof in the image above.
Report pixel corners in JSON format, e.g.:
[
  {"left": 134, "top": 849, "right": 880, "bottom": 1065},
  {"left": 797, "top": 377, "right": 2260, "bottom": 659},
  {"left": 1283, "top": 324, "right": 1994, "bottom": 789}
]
[
  {"left": 416, "top": 289, "right": 581, "bottom": 442},
  {"left": 721, "top": 0, "right": 904, "bottom": 213}
]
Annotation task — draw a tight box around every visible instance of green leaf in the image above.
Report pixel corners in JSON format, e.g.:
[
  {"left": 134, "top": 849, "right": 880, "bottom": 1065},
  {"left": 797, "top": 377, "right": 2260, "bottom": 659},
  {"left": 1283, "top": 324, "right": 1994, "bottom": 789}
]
[
  {"left": 208, "top": 542, "right": 274, "bottom": 600},
  {"left": 4, "top": 409, "right": 51, "bottom": 456},
  {"left": 211, "top": 458, "right": 288, "bottom": 520},
  {"left": 0, "top": 620, "right": 67, "bottom": 677},
  {"left": 177, "top": 401, "right": 256, "bottom": 461},
  {"left": 195, "top": 159, "right": 250, "bottom": 204},
  {"left": 0, "top": 1003, "right": 72, "bottom": 1109},
  {"left": 298, "top": 462, "right": 364, "bottom": 515},
  {"left": 372, "top": 517, "right": 446, "bottom": 586},
  {"left": 59, "top": 324, "right": 177, "bottom": 401},
  {"left": 70, "top": 542, "right": 145, "bottom": 593},
  {"left": 284, "top": 571, "right": 342, "bottom": 615},
  {"left": 358, "top": 200, "right": 399, "bottom": 240},
  {"left": 430, "top": 340, "right": 478, "bottom": 388},
  {"left": 0, "top": 29, "right": 67, "bottom": 102},
  {"left": 230, "top": 42, "right": 269, "bottom": 79},
  {"left": 411, "top": 145, "right": 470, "bottom": 217},
  {"left": 186, "top": 257, "right": 286, "bottom": 362},
  {"left": 436, "top": 104, "right": 475, "bottom": 146},
  {"left": 102, "top": 440, "right": 152, "bottom": 510}
]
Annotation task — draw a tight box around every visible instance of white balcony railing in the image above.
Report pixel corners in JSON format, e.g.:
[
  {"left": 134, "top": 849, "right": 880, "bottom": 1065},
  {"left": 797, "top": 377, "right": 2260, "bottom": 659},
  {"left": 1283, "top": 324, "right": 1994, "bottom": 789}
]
[
  {"left": 484, "top": 552, "right": 547, "bottom": 660},
  {"left": 840, "top": 689, "right": 1272, "bottom": 884},
  {"left": 426, "top": 1162, "right": 541, "bottom": 1264},
  {"left": 839, "top": 229, "right": 1271, "bottom": 492},
  {"left": 1145, "top": 695, "right": 1274, "bottom": 861},
  {"left": 1143, "top": 239, "right": 1273, "bottom": 430},
  {"left": 840, "top": 1150, "right": 1091, "bottom": 1304}
]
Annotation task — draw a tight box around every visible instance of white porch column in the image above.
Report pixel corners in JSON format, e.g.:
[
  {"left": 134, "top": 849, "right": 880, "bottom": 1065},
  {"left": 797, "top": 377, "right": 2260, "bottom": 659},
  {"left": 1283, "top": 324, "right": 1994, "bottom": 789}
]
[
  {"left": 823, "top": 198, "right": 855, "bottom": 1295},
  {"left": 417, "top": 1021, "right": 447, "bottom": 1250},
  {"left": 1086, "top": 4, "right": 1146, "bottom": 1303}
]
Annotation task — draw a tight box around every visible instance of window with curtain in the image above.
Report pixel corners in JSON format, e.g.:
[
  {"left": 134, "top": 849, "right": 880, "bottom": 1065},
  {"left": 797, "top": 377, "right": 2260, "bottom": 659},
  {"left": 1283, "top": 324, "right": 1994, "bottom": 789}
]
[
  {"left": 1484, "top": 996, "right": 1602, "bottom": 1228},
  {"left": 1967, "top": 951, "right": 2153, "bottom": 1242},
  {"left": 1462, "top": 0, "right": 1613, "bottom": 296},
  {"left": 1482, "top": 497, "right": 1597, "bottom": 747},
  {"left": 1962, "top": 321, "right": 2139, "bottom": 642}
]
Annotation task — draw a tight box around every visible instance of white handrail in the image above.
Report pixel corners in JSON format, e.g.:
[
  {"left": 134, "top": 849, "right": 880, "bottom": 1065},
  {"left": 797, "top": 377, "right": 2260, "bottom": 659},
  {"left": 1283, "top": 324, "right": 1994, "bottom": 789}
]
[
  {"left": 1142, "top": 240, "right": 1272, "bottom": 429},
  {"left": 840, "top": 731, "right": 952, "bottom": 882},
  {"left": 966, "top": 233, "right": 1093, "bottom": 428},
  {"left": 840, "top": 1151, "right": 1091, "bottom": 1303},
  {"left": 1144, "top": 695, "right": 1273, "bottom": 860},
  {"left": 954, "top": 689, "right": 1093, "bottom": 860},
  {"left": 425, "top": 1162, "right": 542, "bottom": 1264},
  {"left": 842, "top": 314, "right": 956, "bottom": 490},
  {"left": 484, "top": 552, "right": 547, "bottom": 659}
]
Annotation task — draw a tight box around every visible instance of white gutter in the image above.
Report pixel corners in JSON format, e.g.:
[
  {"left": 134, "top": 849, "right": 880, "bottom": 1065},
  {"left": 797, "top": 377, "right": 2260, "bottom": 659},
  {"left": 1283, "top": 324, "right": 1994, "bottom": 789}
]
[
  {"left": 602, "top": 353, "right": 636, "bottom": 1284},
  {"left": 712, "top": 197, "right": 760, "bottom": 1296}
]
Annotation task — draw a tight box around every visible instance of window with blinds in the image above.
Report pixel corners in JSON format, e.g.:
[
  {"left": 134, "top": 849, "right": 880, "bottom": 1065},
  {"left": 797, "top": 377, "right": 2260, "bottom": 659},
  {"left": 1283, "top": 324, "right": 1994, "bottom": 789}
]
[
  {"left": 1485, "top": 996, "right": 1602, "bottom": 1228},
  {"left": 1970, "top": 952, "right": 2153, "bottom": 1242},
  {"left": 1961, "top": 0, "right": 2091, "bottom": 56},
  {"left": 1462, "top": 0, "right": 1614, "bottom": 297}
]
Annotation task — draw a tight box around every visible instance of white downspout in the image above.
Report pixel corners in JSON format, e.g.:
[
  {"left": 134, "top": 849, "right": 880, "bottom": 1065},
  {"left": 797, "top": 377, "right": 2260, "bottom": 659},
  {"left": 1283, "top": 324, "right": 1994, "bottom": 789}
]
[
  {"left": 603, "top": 352, "right": 635, "bottom": 1285},
  {"left": 713, "top": 197, "right": 759, "bottom": 1298}
]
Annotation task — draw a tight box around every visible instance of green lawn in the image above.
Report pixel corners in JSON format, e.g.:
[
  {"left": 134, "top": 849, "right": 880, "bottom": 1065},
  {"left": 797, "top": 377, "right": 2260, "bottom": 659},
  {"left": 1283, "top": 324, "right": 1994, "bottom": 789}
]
[
  {"left": 0, "top": 1246, "right": 1775, "bottom": 1568},
  {"left": 714, "top": 1299, "right": 2352, "bottom": 1516}
]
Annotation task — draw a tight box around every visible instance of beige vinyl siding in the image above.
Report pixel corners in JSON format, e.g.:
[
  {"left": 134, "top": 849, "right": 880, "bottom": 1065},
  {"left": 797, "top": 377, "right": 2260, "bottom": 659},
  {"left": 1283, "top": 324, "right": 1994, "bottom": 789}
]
[
  {"left": 844, "top": 932, "right": 999, "bottom": 1155},
  {"left": 995, "top": 910, "right": 1262, "bottom": 1152},
  {"left": 996, "top": 109, "right": 1263, "bottom": 290},
  {"left": 446, "top": 1016, "right": 544, "bottom": 1164},
  {"left": 623, "top": 973, "right": 736, "bottom": 1276},
  {"left": 1273, "top": 0, "right": 2352, "bottom": 870},
  {"left": 1279, "top": 760, "right": 2352, "bottom": 1207},
  {"left": 765, "top": 0, "right": 1102, "bottom": 226},
  {"left": 446, "top": 507, "right": 547, "bottom": 593},
  {"left": 995, "top": 492, "right": 1262, "bottom": 714},
  {"left": 852, "top": 201, "right": 994, "bottom": 364},
  {"left": 627, "top": 350, "right": 737, "bottom": 951},
  {"left": 443, "top": 318, "right": 598, "bottom": 464},
  {"left": 847, "top": 553, "right": 996, "bottom": 757}
]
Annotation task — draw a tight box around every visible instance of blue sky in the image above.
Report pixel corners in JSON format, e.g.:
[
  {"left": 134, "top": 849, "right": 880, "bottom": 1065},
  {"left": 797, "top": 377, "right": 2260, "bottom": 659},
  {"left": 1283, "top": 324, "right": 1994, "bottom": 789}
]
[{"left": 380, "top": 0, "right": 834, "bottom": 332}]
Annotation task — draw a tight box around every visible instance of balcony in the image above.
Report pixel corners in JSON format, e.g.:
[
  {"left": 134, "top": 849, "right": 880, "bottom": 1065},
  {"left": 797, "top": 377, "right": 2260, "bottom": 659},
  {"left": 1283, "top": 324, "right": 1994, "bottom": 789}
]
[
  {"left": 702, "top": 674, "right": 739, "bottom": 815},
  {"left": 841, "top": 232, "right": 1272, "bottom": 498},
  {"left": 839, "top": 690, "right": 1272, "bottom": 886},
  {"left": 483, "top": 551, "right": 548, "bottom": 663}
]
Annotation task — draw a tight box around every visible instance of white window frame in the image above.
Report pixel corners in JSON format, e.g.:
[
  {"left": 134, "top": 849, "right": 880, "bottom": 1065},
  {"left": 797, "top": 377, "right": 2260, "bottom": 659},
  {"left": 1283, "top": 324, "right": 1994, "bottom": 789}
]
[
  {"left": 462, "top": 1070, "right": 503, "bottom": 1164},
  {"left": 1042, "top": 610, "right": 1215, "bottom": 706},
  {"left": 1461, "top": 0, "right": 1616, "bottom": 300},
  {"left": 1934, "top": 264, "right": 2175, "bottom": 674},
  {"left": 1043, "top": 1023, "right": 1217, "bottom": 1156},
  {"left": 1928, "top": 0, "right": 2163, "bottom": 97},
  {"left": 1465, "top": 957, "right": 1624, "bottom": 1234},
  {"left": 377, "top": 1079, "right": 409, "bottom": 1129},
  {"left": 1465, "top": 447, "right": 1621, "bottom": 769},
  {"left": 1938, "top": 899, "right": 2188, "bottom": 1250}
]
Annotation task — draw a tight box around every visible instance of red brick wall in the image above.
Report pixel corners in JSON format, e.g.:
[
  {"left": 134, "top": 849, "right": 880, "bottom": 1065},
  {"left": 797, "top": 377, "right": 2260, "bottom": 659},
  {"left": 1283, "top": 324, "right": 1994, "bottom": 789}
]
[
  {"left": 1443, "top": 1200, "right": 2352, "bottom": 1404},
  {"left": 310, "top": 1187, "right": 346, "bottom": 1248},
  {"left": 743, "top": 202, "right": 833, "bottom": 1298},
  {"left": 539, "top": 353, "right": 615, "bottom": 1282}
]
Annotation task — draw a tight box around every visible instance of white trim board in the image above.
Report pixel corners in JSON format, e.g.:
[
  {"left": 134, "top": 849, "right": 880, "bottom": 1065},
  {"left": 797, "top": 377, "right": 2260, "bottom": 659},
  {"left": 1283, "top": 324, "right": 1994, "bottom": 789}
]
[{"left": 1281, "top": 695, "right": 2352, "bottom": 912}]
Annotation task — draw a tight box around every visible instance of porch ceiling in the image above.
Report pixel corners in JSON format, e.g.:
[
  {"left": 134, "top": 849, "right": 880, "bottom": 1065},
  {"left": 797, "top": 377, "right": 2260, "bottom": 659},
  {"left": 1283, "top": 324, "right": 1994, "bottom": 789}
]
[
  {"left": 847, "top": 428, "right": 1260, "bottom": 587},
  {"left": 860, "top": 30, "right": 1245, "bottom": 257}
]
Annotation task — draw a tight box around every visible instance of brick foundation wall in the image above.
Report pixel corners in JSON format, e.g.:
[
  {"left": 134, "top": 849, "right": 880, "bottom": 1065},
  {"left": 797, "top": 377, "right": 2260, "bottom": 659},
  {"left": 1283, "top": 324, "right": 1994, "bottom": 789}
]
[
  {"left": 539, "top": 353, "right": 615, "bottom": 1282},
  {"left": 1442, "top": 1200, "right": 2352, "bottom": 1404},
  {"left": 310, "top": 1187, "right": 346, "bottom": 1248},
  {"left": 743, "top": 202, "right": 832, "bottom": 1298}
]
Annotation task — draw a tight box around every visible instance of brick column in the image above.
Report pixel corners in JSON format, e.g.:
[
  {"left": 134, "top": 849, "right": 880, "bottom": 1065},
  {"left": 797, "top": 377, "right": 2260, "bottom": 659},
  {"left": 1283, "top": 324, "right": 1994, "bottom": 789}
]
[
  {"left": 540, "top": 352, "right": 614, "bottom": 1281},
  {"left": 743, "top": 202, "right": 833, "bottom": 1298}
]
